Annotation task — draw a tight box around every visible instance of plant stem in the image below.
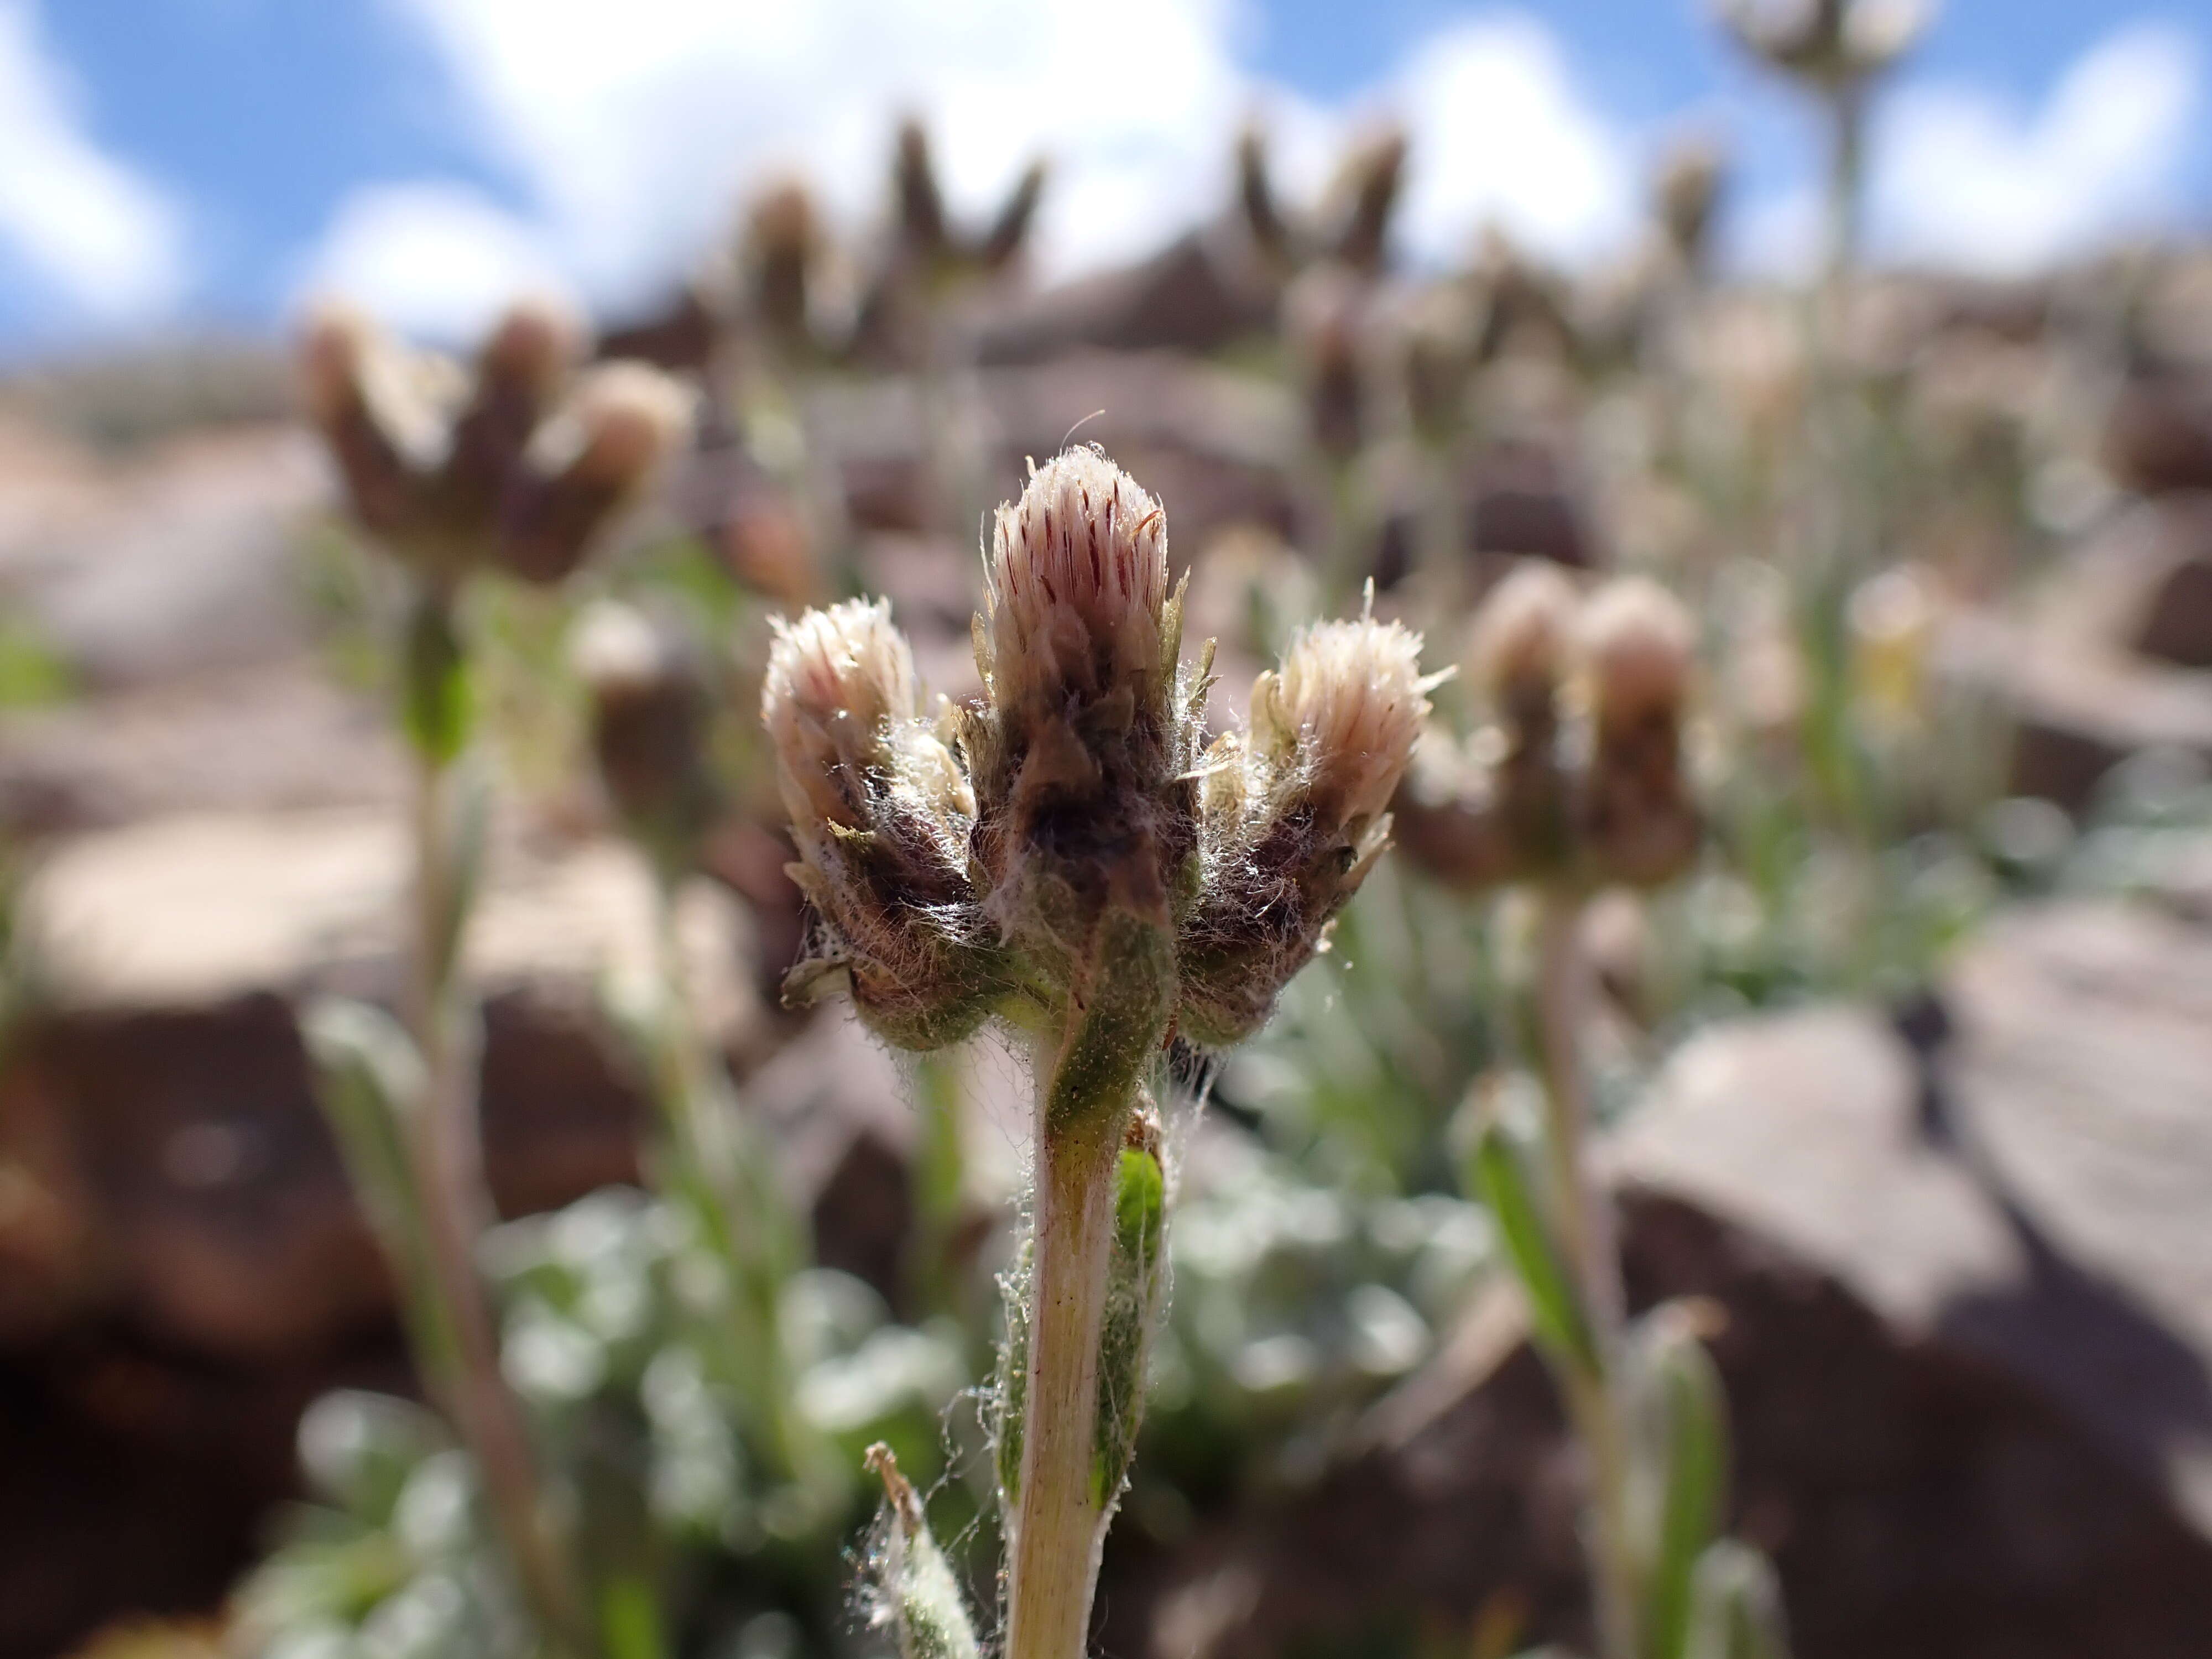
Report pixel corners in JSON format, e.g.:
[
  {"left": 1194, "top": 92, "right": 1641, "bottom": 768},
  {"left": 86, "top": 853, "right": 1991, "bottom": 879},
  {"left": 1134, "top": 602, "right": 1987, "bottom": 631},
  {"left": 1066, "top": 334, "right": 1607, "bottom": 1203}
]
[
  {"left": 1004, "top": 1055, "right": 1128, "bottom": 1659},
  {"left": 643, "top": 875, "right": 827, "bottom": 1501},
  {"left": 1532, "top": 886, "right": 1638, "bottom": 1659},
  {"left": 400, "top": 600, "right": 587, "bottom": 1658}
]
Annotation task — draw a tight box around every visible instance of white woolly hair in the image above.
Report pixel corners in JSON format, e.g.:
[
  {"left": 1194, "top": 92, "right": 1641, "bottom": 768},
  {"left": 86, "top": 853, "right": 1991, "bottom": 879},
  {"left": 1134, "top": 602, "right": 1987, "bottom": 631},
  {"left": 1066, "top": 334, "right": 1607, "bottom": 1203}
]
[
  {"left": 763, "top": 598, "right": 920, "bottom": 831},
  {"left": 296, "top": 296, "right": 452, "bottom": 463},
  {"left": 984, "top": 447, "right": 1170, "bottom": 713},
  {"left": 1467, "top": 560, "right": 1579, "bottom": 705},
  {"left": 530, "top": 360, "right": 694, "bottom": 484},
  {"left": 568, "top": 598, "right": 667, "bottom": 694},
  {"left": 1253, "top": 614, "right": 1433, "bottom": 830},
  {"left": 1578, "top": 576, "right": 1695, "bottom": 727}
]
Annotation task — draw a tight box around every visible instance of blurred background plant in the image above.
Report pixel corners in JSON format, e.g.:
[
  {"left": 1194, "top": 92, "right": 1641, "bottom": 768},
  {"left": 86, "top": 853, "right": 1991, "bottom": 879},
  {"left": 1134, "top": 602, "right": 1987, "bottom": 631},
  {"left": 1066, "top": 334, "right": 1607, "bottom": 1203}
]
[{"left": 4, "top": 6, "right": 2212, "bottom": 1659}]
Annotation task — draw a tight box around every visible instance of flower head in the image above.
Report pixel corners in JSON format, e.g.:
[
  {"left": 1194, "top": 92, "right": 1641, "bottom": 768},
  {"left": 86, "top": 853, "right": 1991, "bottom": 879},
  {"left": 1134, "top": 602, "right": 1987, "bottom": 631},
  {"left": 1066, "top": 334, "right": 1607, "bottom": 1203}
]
[
  {"left": 763, "top": 599, "right": 921, "bottom": 836},
  {"left": 1469, "top": 561, "right": 1579, "bottom": 722},
  {"left": 765, "top": 599, "right": 998, "bottom": 1048},
  {"left": 1579, "top": 576, "right": 1700, "bottom": 886},
  {"left": 1181, "top": 614, "right": 1437, "bottom": 1047},
  {"left": 498, "top": 363, "right": 693, "bottom": 583},
  {"left": 1578, "top": 575, "right": 1694, "bottom": 741},
  {"left": 299, "top": 295, "right": 687, "bottom": 586},
  {"left": 982, "top": 448, "right": 1174, "bottom": 729},
  {"left": 1252, "top": 614, "right": 1431, "bottom": 837},
  {"left": 761, "top": 451, "right": 1439, "bottom": 1058},
  {"left": 572, "top": 601, "right": 714, "bottom": 867}
]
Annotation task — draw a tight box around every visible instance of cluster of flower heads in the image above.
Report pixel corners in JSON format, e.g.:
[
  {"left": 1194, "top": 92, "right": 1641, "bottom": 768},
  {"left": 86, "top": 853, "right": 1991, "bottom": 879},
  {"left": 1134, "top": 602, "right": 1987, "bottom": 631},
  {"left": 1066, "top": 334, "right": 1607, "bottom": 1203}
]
[
  {"left": 762, "top": 447, "right": 1439, "bottom": 1058},
  {"left": 1715, "top": 0, "right": 1928, "bottom": 87},
  {"left": 1395, "top": 561, "right": 1702, "bottom": 893},
  {"left": 302, "top": 297, "right": 693, "bottom": 586}
]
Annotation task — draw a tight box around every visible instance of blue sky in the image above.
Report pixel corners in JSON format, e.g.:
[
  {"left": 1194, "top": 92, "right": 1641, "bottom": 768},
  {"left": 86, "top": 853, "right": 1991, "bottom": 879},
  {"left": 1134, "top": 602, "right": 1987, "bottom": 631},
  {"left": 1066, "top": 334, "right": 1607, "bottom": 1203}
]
[{"left": 1, "top": 1, "right": 2206, "bottom": 356}]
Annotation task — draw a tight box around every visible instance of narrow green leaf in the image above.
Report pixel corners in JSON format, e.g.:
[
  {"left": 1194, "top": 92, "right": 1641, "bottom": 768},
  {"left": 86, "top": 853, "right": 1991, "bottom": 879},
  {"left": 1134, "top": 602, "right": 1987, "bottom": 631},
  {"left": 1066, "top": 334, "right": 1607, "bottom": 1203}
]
[
  {"left": 301, "top": 998, "right": 461, "bottom": 1386},
  {"left": 1644, "top": 1312, "right": 1730, "bottom": 1659},
  {"left": 1469, "top": 1119, "right": 1598, "bottom": 1378}
]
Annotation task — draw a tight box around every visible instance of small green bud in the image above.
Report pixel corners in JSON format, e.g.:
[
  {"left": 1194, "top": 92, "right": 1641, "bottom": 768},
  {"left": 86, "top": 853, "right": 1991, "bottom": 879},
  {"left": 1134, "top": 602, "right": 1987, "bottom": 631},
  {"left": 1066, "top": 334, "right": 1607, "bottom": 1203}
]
[{"left": 1092, "top": 1105, "right": 1167, "bottom": 1511}]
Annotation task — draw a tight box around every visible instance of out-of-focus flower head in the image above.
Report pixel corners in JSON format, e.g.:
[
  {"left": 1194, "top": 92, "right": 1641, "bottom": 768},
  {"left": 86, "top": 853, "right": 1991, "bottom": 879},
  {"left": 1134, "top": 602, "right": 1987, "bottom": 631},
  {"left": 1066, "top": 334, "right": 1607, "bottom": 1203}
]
[{"left": 299, "top": 297, "right": 693, "bottom": 587}]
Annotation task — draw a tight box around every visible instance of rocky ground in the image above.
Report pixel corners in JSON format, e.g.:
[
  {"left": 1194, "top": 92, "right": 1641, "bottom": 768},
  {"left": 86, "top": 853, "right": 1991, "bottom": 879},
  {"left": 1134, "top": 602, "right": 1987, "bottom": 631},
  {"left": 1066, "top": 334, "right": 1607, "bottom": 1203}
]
[{"left": 3, "top": 324, "right": 2212, "bottom": 1657}]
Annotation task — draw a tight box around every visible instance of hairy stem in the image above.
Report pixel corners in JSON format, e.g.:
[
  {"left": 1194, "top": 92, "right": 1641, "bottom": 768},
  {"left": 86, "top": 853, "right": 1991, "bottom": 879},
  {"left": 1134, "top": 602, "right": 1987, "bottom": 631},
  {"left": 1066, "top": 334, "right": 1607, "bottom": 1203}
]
[
  {"left": 1533, "top": 887, "right": 1637, "bottom": 1659},
  {"left": 1004, "top": 1056, "right": 1130, "bottom": 1659}
]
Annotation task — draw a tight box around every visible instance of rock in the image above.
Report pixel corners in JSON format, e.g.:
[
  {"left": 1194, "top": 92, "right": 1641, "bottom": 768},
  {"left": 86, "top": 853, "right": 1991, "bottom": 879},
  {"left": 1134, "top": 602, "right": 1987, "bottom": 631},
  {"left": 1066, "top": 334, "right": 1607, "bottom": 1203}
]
[
  {"left": 1938, "top": 611, "right": 2212, "bottom": 808},
  {"left": 1465, "top": 442, "right": 1598, "bottom": 568},
  {"left": 1105, "top": 1182, "right": 2212, "bottom": 1659},
  {"left": 2045, "top": 494, "right": 2212, "bottom": 669},
  {"left": 1621, "top": 900, "right": 2212, "bottom": 1536},
  {"left": 1105, "top": 900, "right": 2212, "bottom": 1658},
  {"left": 0, "top": 659, "right": 403, "bottom": 836},
  {"left": 978, "top": 227, "right": 1276, "bottom": 363},
  {"left": 0, "top": 809, "right": 775, "bottom": 1359},
  {"left": 0, "top": 422, "right": 325, "bottom": 690},
  {"left": 2104, "top": 377, "right": 2212, "bottom": 497},
  {"left": 807, "top": 354, "right": 1298, "bottom": 547}
]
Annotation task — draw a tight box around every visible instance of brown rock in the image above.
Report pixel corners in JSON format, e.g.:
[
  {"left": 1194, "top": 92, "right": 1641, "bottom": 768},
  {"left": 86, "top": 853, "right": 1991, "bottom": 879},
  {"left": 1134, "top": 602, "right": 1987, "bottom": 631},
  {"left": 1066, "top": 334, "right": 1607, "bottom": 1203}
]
[
  {"left": 2105, "top": 377, "right": 2212, "bottom": 497},
  {"left": 0, "top": 810, "right": 779, "bottom": 1358},
  {"left": 1938, "top": 611, "right": 2212, "bottom": 808},
  {"left": 2046, "top": 494, "right": 2212, "bottom": 669},
  {"left": 1108, "top": 900, "right": 2212, "bottom": 1657}
]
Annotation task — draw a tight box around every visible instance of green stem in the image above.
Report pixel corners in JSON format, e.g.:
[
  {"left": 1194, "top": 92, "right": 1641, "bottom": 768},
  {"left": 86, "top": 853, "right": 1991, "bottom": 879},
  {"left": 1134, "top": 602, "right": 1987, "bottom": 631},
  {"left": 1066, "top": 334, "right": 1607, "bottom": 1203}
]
[
  {"left": 1532, "top": 887, "right": 1638, "bottom": 1659},
  {"left": 643, "top": 875, "right": 828, "bottom": 1501},
  {"left": 1004, "top": 1047, "right": 1130, "bottom": 1659},
  {"left": 400, "top": 591, "right": 589, "bottom": 1659}
]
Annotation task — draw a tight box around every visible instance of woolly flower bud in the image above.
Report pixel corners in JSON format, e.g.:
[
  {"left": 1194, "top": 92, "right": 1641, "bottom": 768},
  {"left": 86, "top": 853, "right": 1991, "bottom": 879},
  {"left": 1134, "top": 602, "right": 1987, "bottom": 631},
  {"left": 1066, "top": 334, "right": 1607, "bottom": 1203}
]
[
  {"left": 498, "top": 362, "right": 694, "bottom": 584},
  {"left": 1469, "top": 561, "right": 1579, "bottom": 722},
  {"left": 763, "top": 599, "right": 919, "bottom": 835},
  {"left": 765, "top": 601, "right": 995, "bottom": 1048},
  {"left": 552, "top": 363, "right": 694, "bottom": 491},
  {"left": 1252, "top": 614, "right": 1432, "bottom": 836},
  {"left": 1579, "top": 576, "right": 1695, "bottom": 738},
  {"left": 983, "top": 448, "right": 1172, "bottom": 727},
  {"left": 1180, "top": 614, "right": 1436, "bottom": 1047},
  {"left": 572, "top": 601, "right": 713, "bottom": 860},
  {"left": 1579, "top": 576, "right": 1700, "bottom": 886},
  {"left": 476, "top": 295, "right": 580, "bottom": 406},
  {"left": 298, "top": 300, "right": 444, "bottom": 533}
]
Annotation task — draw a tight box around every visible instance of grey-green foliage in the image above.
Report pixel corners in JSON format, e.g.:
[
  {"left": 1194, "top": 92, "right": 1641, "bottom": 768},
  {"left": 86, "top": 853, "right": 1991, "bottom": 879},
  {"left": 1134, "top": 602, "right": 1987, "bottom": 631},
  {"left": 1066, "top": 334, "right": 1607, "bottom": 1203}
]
[
  {"left": 238, "top": 1190, "right": 968, "bottom": 1659},
  {"left": 1638, "top": 1314, "right": 1730, "bottom": 1659},
  {"left": 1141, "top": 1141, "right": 1492, "bottom": 1495},
  {"left": 1468, "top": 1113, "right": 1596, "bottom": 1378}
]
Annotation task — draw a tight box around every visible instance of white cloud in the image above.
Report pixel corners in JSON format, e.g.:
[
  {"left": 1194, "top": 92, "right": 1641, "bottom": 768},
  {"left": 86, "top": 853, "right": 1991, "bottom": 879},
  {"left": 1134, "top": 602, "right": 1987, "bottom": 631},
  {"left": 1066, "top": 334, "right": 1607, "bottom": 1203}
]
[
  {"left": 1869, "top": 22, "right": 2200, "bottom": 275},
  {"left": 301, "top": 181, "right": 566, "bottom": 341},
  {"left": 366, "top": 0, "right": 1258, "bottom": 309},
  {"left": 311, "top": 0, "right": 1634, "bottom": 327},
  {"left": 0, "top": 0, "right": 187, "bottom": 322},
  {"left": 1392, "top": 15, "right": 1637, "bottom": 269}
]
